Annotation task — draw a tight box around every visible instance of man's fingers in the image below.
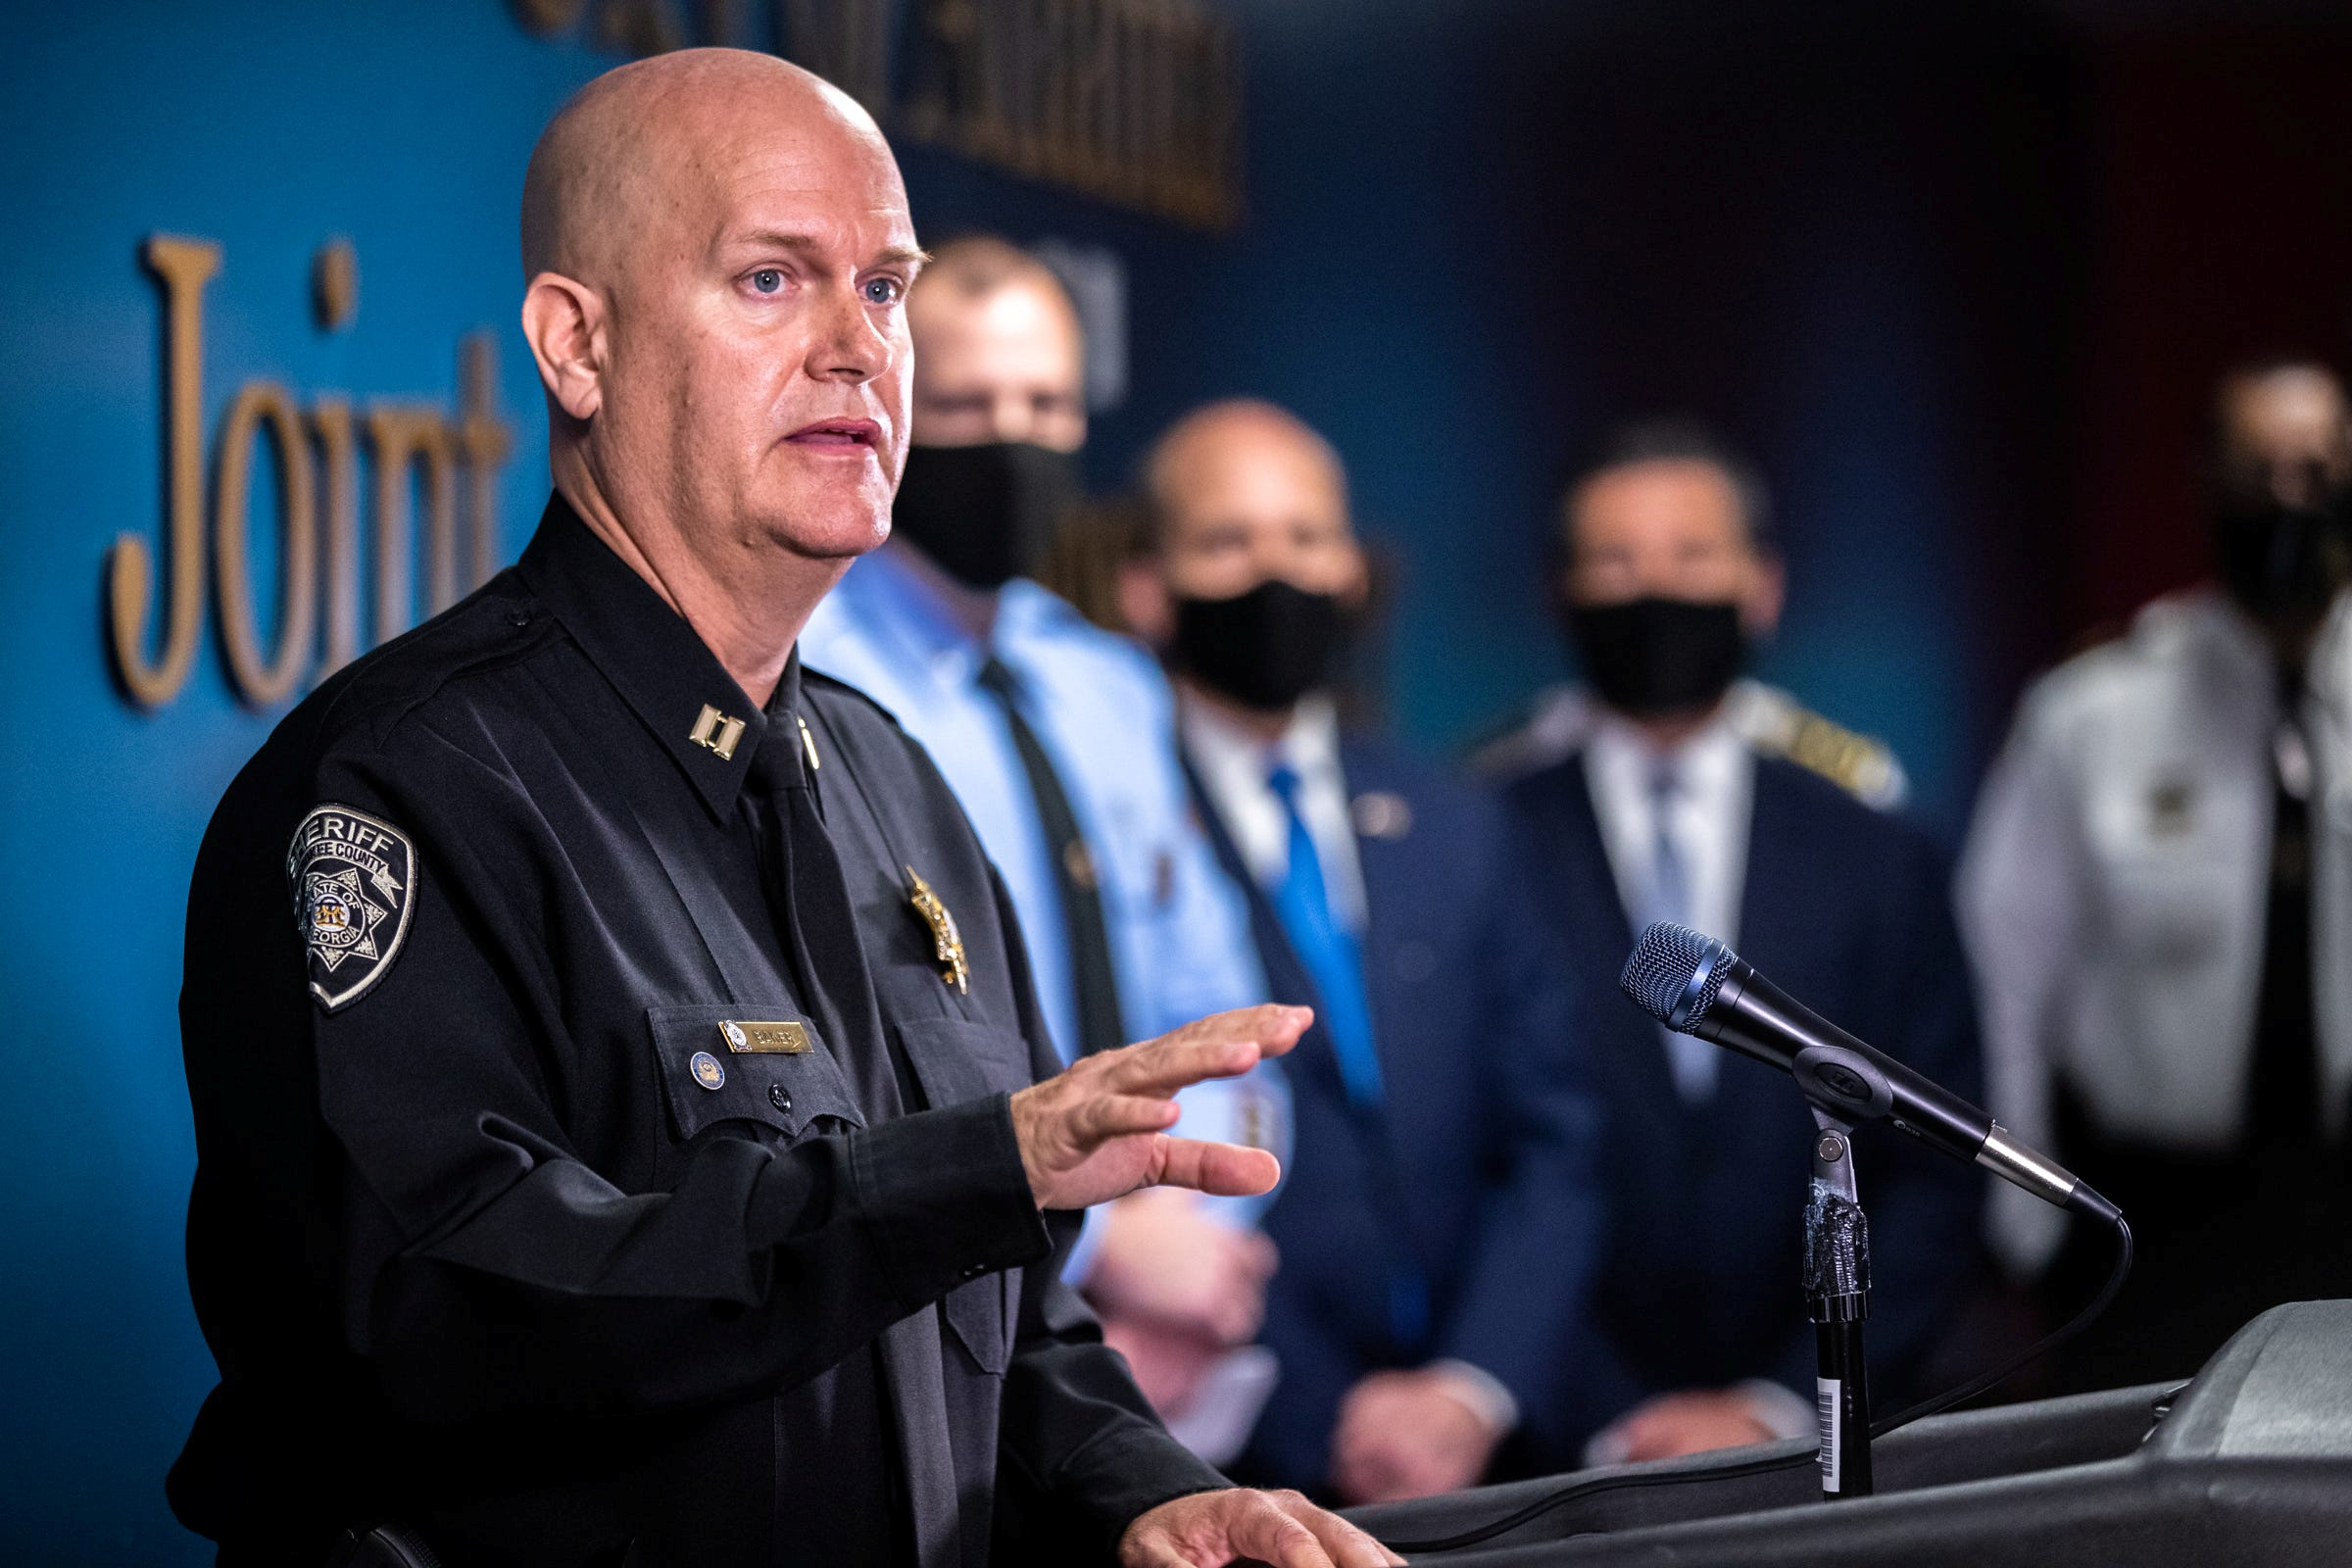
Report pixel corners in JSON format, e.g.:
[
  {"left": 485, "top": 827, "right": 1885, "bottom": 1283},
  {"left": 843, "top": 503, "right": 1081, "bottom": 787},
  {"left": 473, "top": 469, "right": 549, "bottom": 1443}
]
[
  {"left": 1149, "top": 1137, "right": 1281, "bottom": 1198},
  {"left": 1101, "top": 1035, "right": 1261, "bottom": 1097},
  {"left": 1229, "top": 1496, "right": 1339, "bottom": 1568},
  {"left": 1274, "top": 1491, "right": 1408, "bottom": 1568},
  {"left": 1163, "top": 1002, "right": 1313, "bottom": 1052},
  {"left": 1076, "top": 1094, "right": 1181, "bottom": 1146},
  {"left": 1105, "top": 1004, "right": 1313, "bottom": 1094}
]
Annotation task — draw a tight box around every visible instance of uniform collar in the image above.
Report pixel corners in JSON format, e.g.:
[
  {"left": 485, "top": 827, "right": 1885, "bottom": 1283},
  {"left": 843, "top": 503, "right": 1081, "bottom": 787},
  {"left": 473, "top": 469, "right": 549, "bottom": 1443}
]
[
  {"left": 1586, "top": 704, "right": 1743, "bottom": 790},
  {"left": 516, "top": 492, "right": 802, "bottom": 818}
]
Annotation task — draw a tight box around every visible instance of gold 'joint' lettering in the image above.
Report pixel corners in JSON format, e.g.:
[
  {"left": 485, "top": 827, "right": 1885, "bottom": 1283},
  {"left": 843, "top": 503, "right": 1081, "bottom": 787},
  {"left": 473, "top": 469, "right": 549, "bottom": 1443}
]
[
  {"left": 213, "top": 381, "right": 319, "bottom": 708},
  {"left": 108, "top": 235, "right": 221, "bottom": 708}
]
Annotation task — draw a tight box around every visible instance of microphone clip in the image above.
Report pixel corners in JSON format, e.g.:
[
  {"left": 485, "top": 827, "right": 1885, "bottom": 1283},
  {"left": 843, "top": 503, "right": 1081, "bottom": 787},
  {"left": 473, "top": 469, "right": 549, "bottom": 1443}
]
[
  {"left": 1805, "top": 1105, "right": 1875, "bottom": 1500},
  {"left": 1791, "top": 1044, "right": 1895, "bottom": 1125}
]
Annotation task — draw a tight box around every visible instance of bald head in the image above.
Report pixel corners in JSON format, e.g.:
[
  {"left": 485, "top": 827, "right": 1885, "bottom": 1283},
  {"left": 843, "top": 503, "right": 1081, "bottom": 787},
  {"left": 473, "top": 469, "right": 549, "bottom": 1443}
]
[
  {"left": 2214, "top": 361, "right": 2352, "bottom": 507},
  {"left": 521, "top": 49, "right": 900, "bottom": 288},
  {"left": 1143, "top": 399, "right": 1363, "bottom": 606},
  {"left": 516, "top": 48, "right": 923, "bottom": 701},
  {"left": 1147, "top": 401, "right": 1346, "bottom": 518}
]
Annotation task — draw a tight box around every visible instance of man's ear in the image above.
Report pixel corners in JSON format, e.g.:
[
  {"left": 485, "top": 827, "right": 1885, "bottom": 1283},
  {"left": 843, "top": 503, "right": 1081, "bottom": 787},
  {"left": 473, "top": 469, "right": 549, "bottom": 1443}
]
[
  {"left": 520, "top": 271, "right": 606, "bottom": 423},
  {"left": 1338, "top": 537, "right": 1373, "bottom": 612},
  {"left": 1742, "top": 554, "right": 1787, "bottom": 638},
  {"left": 1117, "top": 558, "right": 1175, "bottom": 649}
]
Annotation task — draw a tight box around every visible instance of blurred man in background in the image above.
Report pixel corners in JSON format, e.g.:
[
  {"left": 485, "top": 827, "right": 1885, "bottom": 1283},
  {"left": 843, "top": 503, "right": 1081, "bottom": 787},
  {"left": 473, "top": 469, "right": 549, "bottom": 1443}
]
[
  {"left": 1961, "top": 360, "right": 2352, "bottom": 1391},
  {"left": 798, "top": 239, "right": 1285, "bottom": 1459},
  {"left": 1503, "top": 422, "right": 1984, "bottom": 1465},
  {"left": 1470, "top": 428, "right": 1905, "bottom": 809},
  {"left": 1125, "top": 398, "right": 1602, "bottom": 1504}
]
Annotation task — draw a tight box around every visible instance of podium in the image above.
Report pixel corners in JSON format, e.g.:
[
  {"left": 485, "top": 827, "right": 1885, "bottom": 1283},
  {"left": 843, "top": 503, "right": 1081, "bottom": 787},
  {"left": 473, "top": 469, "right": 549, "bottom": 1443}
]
[{"left": 1347, "top": 1300, "right": 2352, "bottom": 1564}]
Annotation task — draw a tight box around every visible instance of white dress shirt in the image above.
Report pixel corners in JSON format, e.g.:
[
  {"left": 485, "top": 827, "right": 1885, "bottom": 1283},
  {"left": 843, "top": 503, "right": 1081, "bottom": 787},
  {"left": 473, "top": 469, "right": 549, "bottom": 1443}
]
[
  {"left": 1582, "top": 711, "right": 1754, "bottom": 1101},
  {"left": 1181, "top": 694, "right": 1369, "bottom": 932}
]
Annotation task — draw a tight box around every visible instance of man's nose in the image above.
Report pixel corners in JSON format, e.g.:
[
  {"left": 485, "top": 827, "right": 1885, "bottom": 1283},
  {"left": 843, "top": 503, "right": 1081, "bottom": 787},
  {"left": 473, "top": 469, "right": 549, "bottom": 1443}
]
[
  {"left": 808, "top": 285, "right": 891, "bottom": 383},
  {"left": 983, "top": 392, "right": 1036, "bottom": 446}
]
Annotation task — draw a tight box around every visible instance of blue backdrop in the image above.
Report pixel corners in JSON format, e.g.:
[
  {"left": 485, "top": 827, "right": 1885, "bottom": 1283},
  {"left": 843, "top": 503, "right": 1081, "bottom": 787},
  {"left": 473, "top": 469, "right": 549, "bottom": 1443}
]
[{"left": 0, "top": 2, "right": 2029, "bottom": 1559}]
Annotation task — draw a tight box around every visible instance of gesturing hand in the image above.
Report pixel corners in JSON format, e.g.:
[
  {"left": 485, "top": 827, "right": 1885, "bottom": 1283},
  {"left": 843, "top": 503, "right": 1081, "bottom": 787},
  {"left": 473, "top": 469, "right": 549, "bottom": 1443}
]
[{"left": 1010, "top": 1005, "right": 1309, "bottom": 1211}]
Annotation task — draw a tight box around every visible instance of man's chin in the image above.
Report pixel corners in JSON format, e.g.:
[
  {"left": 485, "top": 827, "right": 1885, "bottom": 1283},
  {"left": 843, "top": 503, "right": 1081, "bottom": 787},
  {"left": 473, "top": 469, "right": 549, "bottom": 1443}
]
[{"left": 749, "top": 508, "right": 890, "bottom": 564}]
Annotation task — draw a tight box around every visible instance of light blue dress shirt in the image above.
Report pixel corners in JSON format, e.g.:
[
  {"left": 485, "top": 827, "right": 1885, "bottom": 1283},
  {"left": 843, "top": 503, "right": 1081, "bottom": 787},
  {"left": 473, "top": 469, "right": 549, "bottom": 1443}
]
[{"left": 800, "top": 548, "right": 1288, "bottom": 1249}]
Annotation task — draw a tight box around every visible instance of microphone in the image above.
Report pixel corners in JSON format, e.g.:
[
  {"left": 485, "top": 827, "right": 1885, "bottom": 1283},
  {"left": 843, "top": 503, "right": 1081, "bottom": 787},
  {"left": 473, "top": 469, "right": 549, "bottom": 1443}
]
[{"left": 1620, "top": 921, "right": 2119, "bottom": 1224}]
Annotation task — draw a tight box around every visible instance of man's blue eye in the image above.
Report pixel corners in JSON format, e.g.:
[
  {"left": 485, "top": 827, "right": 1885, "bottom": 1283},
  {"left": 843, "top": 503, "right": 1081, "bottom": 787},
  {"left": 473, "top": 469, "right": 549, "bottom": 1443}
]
[
  {"left": 751, "top": 270, "right": 783, "bottom": 294},
  {"left": 863, "top": 277, "right": 903, "bottom": 305}
]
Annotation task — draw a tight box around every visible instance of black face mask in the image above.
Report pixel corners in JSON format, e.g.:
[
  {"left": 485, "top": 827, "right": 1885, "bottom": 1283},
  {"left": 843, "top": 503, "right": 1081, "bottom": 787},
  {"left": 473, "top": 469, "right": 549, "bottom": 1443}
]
[
  {"left": 1563, "top": 596, "right": 1748, "bottom": 717},
  {"left": 889, "top": 441, "right": 1080, "bottom": 591},
  {"left": 1171, "top": 579, "right": 1347, "bottom": 713},
  {"left": 2212, "top": 491, "right": 2351, "bottom": 628}
]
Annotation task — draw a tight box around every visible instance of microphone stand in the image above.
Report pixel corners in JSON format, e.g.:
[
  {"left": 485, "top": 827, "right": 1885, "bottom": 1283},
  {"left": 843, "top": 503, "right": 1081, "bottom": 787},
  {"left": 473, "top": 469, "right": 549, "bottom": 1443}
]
[{"left": 1805, "top": 1106, "right": 1872, "bottom": 1500}]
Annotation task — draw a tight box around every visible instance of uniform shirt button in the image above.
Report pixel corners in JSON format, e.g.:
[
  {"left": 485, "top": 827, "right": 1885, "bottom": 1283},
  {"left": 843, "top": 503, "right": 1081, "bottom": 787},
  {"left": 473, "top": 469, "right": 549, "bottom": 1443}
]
[{"left": 768, "top": 1084, "right": 792, "bottom": 1113}]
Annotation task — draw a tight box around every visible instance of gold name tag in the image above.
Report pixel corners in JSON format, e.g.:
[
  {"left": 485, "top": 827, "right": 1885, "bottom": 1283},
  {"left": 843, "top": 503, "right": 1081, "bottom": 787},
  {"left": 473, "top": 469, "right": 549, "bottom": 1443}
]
[{"left": 720, "top": 1019, "right": 810, "bottom": 1054}]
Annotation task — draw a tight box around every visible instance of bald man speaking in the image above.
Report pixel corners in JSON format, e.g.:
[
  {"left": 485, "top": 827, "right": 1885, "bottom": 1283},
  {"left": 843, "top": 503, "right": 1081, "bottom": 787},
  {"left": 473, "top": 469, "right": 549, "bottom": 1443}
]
[{"left": 168, "top": 51, "right": 1396, "bottom": 1568}]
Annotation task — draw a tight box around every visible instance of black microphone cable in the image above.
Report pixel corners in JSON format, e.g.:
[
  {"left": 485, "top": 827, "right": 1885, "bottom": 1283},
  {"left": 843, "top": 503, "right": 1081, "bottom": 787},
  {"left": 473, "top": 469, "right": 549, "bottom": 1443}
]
[{"left": 1375, "top": 1215, "right": 2133, "bottom": 1556}]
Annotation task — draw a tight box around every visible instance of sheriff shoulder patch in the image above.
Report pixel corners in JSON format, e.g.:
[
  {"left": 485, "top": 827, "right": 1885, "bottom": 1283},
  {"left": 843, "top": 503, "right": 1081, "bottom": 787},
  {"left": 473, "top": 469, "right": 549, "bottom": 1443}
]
[{"left": 286, "top": 804, "right": 417, "bottom": 1011}]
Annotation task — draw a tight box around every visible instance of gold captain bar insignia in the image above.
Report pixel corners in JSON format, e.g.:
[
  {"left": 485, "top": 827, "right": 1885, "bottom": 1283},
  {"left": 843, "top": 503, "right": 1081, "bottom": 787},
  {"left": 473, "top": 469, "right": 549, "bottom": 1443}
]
[{"left": 689, "top": 704, "right": 747, "bottom": 760}]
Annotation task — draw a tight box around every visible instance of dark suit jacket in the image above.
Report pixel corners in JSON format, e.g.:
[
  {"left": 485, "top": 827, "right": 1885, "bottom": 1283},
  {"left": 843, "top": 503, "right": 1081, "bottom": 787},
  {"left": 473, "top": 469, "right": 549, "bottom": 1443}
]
[
  {"left": 1184, "top": 733, "right": 1603, "bottom": 1497},
  {"left": 1505, "top": 750, "right": 1985, "bottom": 1461}
]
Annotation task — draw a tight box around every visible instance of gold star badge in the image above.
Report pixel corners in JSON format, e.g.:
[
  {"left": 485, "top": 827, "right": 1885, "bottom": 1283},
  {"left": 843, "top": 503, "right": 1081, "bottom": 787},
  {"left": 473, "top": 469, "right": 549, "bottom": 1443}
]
[{"left": 906, "top": 865, "right": 969, "bottom": 994}]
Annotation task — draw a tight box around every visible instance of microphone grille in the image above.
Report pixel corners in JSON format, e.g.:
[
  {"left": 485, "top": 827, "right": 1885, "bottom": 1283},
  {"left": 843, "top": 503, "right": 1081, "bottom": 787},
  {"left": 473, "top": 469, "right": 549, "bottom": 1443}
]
[{"left": 1620, "top": 921, "right": 1733, "bottom": 1031}]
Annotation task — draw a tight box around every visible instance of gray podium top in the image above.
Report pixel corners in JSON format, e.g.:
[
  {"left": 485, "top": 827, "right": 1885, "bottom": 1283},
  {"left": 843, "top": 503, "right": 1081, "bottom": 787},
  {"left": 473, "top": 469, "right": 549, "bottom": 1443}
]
[{"left": 1347, "top": 1300, "right": 2352, "bottom": 1564}]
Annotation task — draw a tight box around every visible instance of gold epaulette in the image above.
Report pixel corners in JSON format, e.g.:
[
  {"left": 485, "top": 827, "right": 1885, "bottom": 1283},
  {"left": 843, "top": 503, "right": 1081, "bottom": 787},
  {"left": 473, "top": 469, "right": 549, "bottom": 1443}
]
[{"left": 1736, "top": 688, "right": 1907, "bottom": 809}]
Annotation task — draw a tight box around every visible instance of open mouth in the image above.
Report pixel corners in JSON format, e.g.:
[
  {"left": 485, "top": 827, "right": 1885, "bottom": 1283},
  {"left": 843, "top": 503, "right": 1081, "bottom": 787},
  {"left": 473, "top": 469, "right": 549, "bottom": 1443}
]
[{"left": 786, "top": 418, "right": 881, "bottom": 448}]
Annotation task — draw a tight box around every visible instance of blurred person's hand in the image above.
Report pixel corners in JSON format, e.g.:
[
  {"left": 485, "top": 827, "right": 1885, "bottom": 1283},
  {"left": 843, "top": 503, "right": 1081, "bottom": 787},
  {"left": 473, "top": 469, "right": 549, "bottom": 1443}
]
[
  {"left": 1603, "top": 1389, "right": 1779, "bottom": 1464},
  {"left": 1100, "top": 1312, "right": 1229, "bottom": 1417},
  {"left": 1329, "top": 1368, "right": 1504, "bottom": 1504},
  {"left": 1090, "top": 1187, "right": 1279, "bottom": 1347}
]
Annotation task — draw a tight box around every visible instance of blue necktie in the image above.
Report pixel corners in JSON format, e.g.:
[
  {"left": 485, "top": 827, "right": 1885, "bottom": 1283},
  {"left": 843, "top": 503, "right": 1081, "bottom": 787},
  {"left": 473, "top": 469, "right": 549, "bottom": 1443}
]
[
  {"left": 1647, "top": 760, "right": 1717, "bottom": 1102},
  {"left": 1266, "top": 764, "right": 1384, "bottom": 1108}
]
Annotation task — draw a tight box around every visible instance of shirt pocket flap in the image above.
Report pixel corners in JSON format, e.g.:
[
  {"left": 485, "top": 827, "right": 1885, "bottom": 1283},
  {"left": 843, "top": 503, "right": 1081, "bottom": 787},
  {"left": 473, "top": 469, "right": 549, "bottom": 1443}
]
[
  {"left": 892, "top": 1016, "right": 1039, "bottom": 1109},
  {"left": 945, "top": 1269, "right": 1014, "bottom": 1378},
  {"left": 647, "top": 1003, "right": 865, "bottom": 1143}
]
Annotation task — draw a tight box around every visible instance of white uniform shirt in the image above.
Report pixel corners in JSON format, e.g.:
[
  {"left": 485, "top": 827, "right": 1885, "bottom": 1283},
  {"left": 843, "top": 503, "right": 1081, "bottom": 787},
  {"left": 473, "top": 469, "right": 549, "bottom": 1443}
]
[
  {"left": 1180, "top": 695, "right": 1367, "bottom": 932},
  {"left": 1960, "top": 588, "right": 2352, "bottom": 1276}
]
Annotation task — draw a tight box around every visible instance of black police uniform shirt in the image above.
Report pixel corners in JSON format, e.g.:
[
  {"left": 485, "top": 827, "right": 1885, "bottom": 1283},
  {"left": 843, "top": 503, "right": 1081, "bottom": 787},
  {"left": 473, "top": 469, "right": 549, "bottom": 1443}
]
[{"left": 170, "top": 497, "right": 1223, "bottom": 1567}]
